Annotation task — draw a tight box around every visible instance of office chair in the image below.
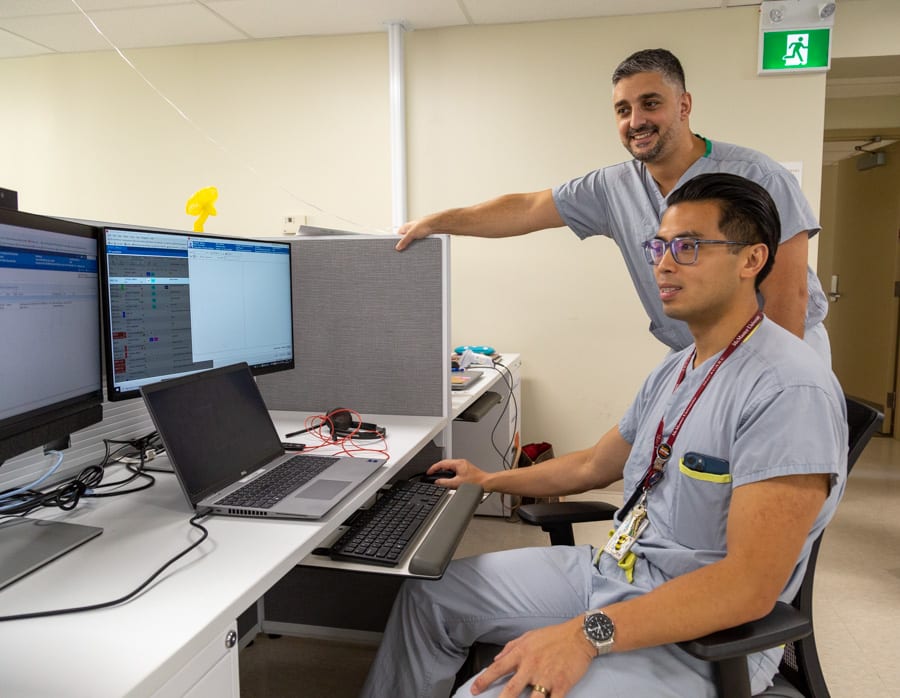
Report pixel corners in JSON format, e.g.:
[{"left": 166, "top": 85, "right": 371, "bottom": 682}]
[{"left": 457, "top": 396, "right": 883, "bottom": 698}]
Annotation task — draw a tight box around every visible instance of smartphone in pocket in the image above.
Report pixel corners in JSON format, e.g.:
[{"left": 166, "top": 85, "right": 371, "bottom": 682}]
[{"left": 682, "top": 452, "right": 729, "bottom": 475}]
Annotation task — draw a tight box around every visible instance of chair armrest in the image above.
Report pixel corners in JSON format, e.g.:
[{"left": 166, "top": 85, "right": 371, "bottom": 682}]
[
  {"left": 678, "top": 602, "right": 813, "bottom": 661},
  {"left": 517, "top": 501, "right": 618, "bottom": 526}
]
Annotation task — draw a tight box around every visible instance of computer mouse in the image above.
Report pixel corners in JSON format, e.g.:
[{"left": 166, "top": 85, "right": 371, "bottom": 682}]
[{"left": 421, "top": 469, "right": 456, "bottom": 484}]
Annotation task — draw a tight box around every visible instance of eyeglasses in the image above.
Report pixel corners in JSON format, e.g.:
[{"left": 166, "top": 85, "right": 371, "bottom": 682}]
[{"left": 641, "top": 237, "right": 750, "bottom": 266}]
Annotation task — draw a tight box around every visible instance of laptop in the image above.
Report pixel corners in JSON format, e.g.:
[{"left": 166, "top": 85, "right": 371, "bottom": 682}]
[{"left": 140, "top": 363, "right": 385, "bottom": 520}]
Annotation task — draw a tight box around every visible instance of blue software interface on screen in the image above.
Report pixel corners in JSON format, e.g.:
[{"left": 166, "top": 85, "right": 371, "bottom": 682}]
[
  {"left": 102, "top": 228, "right": 293, "bottom": 398},
  {"left": 0, "top": 222, "right": 101, "bottom": 421}
]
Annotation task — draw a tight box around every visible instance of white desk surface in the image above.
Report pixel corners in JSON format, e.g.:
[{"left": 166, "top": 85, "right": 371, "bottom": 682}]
[
  {"left": 0, "top": 412, "right": 445, "bottom": 698},
  {"left": 450, "top": 353, "right": 520, "bottom": 419}
]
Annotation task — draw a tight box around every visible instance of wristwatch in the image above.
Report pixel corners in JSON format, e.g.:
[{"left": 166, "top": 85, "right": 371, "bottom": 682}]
[{"left": 583, "top": 609, "right": 615, "bottom": 656}]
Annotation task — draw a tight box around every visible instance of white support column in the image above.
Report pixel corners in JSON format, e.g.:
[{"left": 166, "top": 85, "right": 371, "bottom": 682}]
[{"left": 387, "top": 22, "right": 408, "bottom": 230}]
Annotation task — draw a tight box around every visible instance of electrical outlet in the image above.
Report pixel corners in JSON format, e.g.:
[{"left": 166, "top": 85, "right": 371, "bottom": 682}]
[{"left": 282, "top": 215, "right": 306, "bottom": 235}]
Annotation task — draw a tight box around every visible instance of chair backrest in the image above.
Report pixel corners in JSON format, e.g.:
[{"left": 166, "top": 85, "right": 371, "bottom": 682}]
[
  {"left": 778, "top": 395, "right": 883, "bottom": 696},
  {"left": 845, "top": 397, "right": 884, "bottom": 469}
]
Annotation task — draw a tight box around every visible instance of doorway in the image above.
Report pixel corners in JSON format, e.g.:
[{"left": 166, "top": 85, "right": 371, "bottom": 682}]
[
  {"left": 819, "top": 140, "right": 900, "bottom": 435},
  {"left": 818, "top": 56, "right": 900, "bottom": 436}
]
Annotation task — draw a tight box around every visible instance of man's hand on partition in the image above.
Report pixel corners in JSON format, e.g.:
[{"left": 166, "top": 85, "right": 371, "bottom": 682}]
[{"left": 395, "top": 218, "right": 432, "bottom": 251}]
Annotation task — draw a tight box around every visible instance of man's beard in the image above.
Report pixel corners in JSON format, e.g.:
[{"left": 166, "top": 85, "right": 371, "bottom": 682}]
[{"left": 627, "top": 126, "right": 671, "bottom": 163}]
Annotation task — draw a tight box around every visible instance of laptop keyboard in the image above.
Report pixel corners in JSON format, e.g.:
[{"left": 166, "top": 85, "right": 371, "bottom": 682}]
[
  {"left": 327, "top": 480, "right": 450, "bottom": 566},
  {"left": 216, "top": 454, "right": 338, "bottom": 509}
]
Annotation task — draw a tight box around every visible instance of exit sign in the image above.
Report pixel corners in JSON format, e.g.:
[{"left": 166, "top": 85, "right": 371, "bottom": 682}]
[{"left": 759, "top": 27, "right": 831, "bottom": 74}]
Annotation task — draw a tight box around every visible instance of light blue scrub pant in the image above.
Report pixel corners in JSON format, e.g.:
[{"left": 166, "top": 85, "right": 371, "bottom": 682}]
[{"left": 359, "top": 545, "right": 743, "bottom": 698}]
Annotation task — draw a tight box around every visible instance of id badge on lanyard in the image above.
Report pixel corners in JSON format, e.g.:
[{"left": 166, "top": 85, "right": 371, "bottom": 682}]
[{"left": 603, "top": 493, "right": 648, "bottom": 561}]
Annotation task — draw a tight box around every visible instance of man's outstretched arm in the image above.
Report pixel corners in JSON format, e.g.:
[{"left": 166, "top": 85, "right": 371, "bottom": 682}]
[
  {"left": 425, "top": 424, "right": 632, "bottom": 498},
  {"left": 395, "top": 189, "right": 564, "bottom": 250}
]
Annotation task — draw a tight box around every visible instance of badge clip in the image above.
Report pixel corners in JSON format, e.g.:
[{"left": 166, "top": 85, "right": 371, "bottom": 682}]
[{"left": 603, "top": 503, "right": 649, "bottom": 561}]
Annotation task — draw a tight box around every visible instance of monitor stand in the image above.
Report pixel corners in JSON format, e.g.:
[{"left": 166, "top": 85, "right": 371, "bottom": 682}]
[{"left": 0, "top": 518, "right": 103, "bottom": 590}]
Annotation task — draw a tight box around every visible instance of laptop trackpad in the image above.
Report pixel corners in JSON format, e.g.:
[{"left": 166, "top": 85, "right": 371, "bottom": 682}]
[{"left": 296, "top": 479, "right": 351, "bottom": 500}]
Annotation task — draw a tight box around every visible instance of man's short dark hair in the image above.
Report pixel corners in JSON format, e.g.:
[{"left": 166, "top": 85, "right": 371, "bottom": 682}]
[
  {"left": 612, "top": 49, "right": 686, "bottom": 93},
  {"left": 666, "top": 173, "right": 781, "bottom": 288}
]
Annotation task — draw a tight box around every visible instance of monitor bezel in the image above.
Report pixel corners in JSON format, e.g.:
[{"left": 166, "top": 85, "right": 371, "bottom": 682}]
[
  {"left": 0, "top": 208, "right": 104, "bottom": 464},
  {"left": 98, "top": 225, "right": 295, "bottom": 402}
]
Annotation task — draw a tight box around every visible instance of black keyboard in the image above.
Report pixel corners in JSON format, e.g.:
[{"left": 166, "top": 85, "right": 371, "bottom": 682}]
[
  {"left": 328, "top": 480, "right": 451, "bottom": 566},
  {"left": 215, "top": 454, "right": 337, "bottom": 509}
]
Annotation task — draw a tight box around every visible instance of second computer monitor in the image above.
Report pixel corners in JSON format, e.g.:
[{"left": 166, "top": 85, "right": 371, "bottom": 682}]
[
  {"left": 0, "top": 208, "right": 104, "bottom": 463},
  {"left": 100, "top": 227, "right": 294, "bottom": 401}
]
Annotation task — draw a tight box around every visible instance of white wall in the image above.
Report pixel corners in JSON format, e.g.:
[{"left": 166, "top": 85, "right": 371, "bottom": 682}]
[{"left": 0, "top": 3, "right": 867, "bottom": 455}]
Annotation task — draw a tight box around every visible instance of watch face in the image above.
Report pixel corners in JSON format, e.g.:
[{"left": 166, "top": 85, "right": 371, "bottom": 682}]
[{"left": 585, "top": 611, "right": 614, "bottom": 642}]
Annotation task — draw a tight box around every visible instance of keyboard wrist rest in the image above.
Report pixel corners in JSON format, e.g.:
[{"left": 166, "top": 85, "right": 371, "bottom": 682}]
[{"left": 408, "top": 483, "right": 483, "bottom": 578}]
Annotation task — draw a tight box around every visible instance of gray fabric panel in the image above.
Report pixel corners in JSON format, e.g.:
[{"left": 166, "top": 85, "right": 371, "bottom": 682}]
[{"left": 257, "top": 236, "right": 445, "bottom": 416}]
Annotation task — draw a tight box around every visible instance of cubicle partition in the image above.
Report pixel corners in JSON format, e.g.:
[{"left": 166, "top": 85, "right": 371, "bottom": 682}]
[
  {"left": 252, "top": 234, "right": 454, "bottom": 642},
  {"left": 256, "top": 234, "right": 451, "bottom": 418}
]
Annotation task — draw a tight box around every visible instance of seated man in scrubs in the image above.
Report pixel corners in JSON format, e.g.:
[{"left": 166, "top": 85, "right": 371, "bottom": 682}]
[{"left": 362, "top": 173, "right": 847, "bottom": 698}]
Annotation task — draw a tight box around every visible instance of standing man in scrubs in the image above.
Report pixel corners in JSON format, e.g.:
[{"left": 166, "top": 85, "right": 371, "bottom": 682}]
[{"left": 396, "top": 48, "right": 830, "bottom": 362}]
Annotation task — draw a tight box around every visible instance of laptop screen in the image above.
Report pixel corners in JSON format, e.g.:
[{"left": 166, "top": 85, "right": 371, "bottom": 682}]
[{"left": 141, "top": 363, "right": 284, "bottom": 506}]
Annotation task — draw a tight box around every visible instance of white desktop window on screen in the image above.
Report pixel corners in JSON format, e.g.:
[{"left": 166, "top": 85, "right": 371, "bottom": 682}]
[
  {"left": 187, "top": 238, "right": 293, "bottom": 366},
  {"left": 0, "top": 224, "right": 101, "bottom": 421}
]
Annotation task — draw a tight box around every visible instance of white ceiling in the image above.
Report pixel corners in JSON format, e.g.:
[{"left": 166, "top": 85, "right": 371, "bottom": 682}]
[
  {"left": 0, "top": 0, "right": 895, "bottom": 164},
  {"left": 0, "top": 1, "right": 765, "bottom": 58}
]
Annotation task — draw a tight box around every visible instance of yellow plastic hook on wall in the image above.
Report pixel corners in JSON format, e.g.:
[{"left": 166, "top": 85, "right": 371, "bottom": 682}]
[{"left": 186, "top": 186, "right": 218, "bottom": 232}]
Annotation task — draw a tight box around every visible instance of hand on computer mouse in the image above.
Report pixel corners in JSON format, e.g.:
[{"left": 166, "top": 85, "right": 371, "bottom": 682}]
[
  {"left": 423, "top": 459, "right": 487, "bottom": 488},
  {"left": 421, "top": 468, "right": 457, "bottom": 484}
]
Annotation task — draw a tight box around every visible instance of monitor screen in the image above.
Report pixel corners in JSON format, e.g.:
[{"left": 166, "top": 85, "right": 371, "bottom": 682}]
[
  {"left": 0, "top": 209, "right": 104, "bottom": 464},
  {"left": 100, "top": 227, "right": 294, "bottom": 401}
]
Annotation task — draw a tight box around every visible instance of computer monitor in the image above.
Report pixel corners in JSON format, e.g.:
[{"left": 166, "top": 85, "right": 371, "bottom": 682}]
[
  {"left": 99, "top": 227, "right": 294, "bottom": 401},
  {"left": 0, "top": 209, "right": 104, "bottom": 464}
]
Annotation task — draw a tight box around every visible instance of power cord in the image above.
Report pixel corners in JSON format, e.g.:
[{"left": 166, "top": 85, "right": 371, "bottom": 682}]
[
  {"left": 481, "top": 360, "right": 522, "bottom": 519},
  {"left": 0, "top": 451, "right": 67, "bottom": 511},
  {"left": 85, "top": 436, "right": 159, "bottom": 498},
  {"left": 0, "top": 513, "right": 210, "bottom": 622},
  {"left": 0, "top": 454, "right": 102, "bottom": 515},
  {"left": 0, "top": 431, "right": 167, "bottom": 516},
  {"left": 483, "top": 361, "right": 520, "bottom": 471}
]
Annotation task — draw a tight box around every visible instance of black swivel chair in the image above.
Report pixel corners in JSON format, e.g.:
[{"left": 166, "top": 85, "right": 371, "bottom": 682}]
[{"left": 458, "top": 396, "right": 882, "bottom": 698}]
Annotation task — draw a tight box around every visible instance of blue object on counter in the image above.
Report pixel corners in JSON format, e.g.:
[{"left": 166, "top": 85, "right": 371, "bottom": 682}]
[{"left": 454, "top": 345, "right": 495, "bottom": 355}]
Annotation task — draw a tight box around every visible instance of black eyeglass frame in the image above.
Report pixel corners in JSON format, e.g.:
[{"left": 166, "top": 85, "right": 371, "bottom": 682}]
[{"left": 641, "top": 237, "right": 751, "bottom": 266}]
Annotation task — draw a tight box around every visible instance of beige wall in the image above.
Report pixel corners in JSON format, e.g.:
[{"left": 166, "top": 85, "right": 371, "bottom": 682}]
[
  {"left": 832, "top": 0, "right": 900, "bottom": 58},
  {"left": 825, "top": 95, "right": 900, "bottom": 131},
  {"left": 0, "top": 34, "right": 392, "bottom": 233},
  {"left": 0, "top": 2, "right": 893, "bottom": 453}
]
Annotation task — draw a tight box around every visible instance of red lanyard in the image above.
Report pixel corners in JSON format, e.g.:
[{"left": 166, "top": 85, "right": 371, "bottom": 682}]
[{"left": 636, "top": 311, "right": 763, "bottom": 499}]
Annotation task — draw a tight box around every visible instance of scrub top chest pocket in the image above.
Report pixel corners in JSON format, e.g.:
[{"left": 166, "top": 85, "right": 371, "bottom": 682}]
[
  {"left": 673, "top": 451, "right": 733, "bottom": 550},
  {"left": 681, "top": 452, "right": 731, "bottom": 481}
]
